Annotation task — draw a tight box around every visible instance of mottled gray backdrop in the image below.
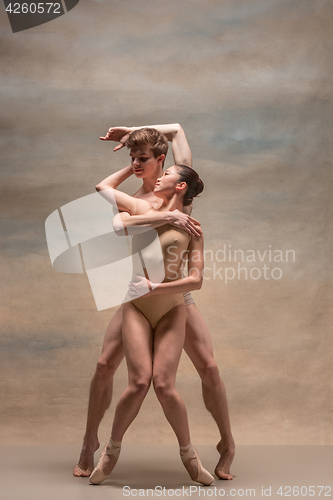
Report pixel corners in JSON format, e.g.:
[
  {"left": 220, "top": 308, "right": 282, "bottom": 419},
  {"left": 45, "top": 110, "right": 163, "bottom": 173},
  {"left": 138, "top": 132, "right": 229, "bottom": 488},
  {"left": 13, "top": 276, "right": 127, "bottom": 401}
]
[{"left": 1, "top": 0, "right": 332, "bottom": 446}]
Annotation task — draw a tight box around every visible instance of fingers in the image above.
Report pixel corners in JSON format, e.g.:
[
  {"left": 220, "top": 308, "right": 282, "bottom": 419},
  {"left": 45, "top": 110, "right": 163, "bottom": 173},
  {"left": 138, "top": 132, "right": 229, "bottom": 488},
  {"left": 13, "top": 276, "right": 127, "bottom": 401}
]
[
  {"left": 100, "top": 127, "right": 131, "bottom": 151},
  {"left": 182, "top": 223, "right": 201, "bottom": 237},
  {"left": 128, "top": 283, "right": 138, "bottom": 299},
  {"left": 99, "top": 127, "right": 116, "bottom": 141},
  {"left": 99, "top": 133, "right": 112, "bottom": 141},
  {"left": 173, "top": 217, "right": 202, "bottom": 236},
  {"left": 181, "top": 217, "right": 202, "bottom": 237},
  {"left": 186, "top": 223, "right": 203, "bottom": 237},
  {"left": 185, "top": 215, "right": 202, "bottom": 236},
  {"left": 128, "top": 277, "right": 150, "bottom": 299},
  {"left": 188, "top": 216, "right": 201, "bottom": 226}
]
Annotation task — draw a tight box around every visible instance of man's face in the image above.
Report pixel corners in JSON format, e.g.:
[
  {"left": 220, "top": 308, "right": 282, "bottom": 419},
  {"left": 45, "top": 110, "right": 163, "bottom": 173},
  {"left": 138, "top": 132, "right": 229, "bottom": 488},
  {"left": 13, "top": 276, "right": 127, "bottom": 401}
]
[{"left": 129, "top": 144, "right": 164, "bottom": 179}]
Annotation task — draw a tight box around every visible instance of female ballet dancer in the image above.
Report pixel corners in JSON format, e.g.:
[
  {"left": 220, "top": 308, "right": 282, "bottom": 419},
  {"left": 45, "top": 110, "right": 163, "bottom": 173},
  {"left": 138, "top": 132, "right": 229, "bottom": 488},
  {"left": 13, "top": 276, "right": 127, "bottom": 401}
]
[{"left": 89, "top": 163, "right": 214, "bottom": 486}]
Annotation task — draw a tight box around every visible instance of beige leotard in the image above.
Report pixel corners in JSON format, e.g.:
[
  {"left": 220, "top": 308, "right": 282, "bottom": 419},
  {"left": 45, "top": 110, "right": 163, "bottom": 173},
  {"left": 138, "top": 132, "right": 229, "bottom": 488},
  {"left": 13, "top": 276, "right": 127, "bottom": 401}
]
[{"left": 131, "top": 225, "right": 191, "bottom": 329}]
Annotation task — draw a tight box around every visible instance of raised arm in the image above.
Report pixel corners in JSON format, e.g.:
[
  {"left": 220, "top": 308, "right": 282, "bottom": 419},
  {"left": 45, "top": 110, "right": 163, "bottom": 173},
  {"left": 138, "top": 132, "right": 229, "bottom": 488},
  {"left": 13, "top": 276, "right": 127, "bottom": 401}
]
[
  {"left": 95, "top": 167, "right": 145, "bottom": 215},
  {"left": 96, "top": 165, "right": 133, "bottom": 190},
  {"left": 100, "top": 123, "right": 192, "bottom": 168}
]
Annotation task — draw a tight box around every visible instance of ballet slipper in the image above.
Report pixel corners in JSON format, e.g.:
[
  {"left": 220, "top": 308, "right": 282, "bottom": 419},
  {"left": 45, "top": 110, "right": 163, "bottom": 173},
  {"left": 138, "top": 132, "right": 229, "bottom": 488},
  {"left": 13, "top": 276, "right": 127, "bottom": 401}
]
[
  {"left": 89, "top": 439, "right": 121, "bottom": 485},
  {"left": 180, "top": 443, "right": 214, "bottom": 486}
]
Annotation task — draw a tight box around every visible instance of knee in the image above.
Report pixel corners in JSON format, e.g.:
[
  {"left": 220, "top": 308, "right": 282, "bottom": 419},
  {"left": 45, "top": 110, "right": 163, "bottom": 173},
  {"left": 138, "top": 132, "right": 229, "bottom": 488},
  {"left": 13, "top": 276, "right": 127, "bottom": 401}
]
[
  {"left": 130, "top": 376, "right": 151, "bottom": 397},
  {"left": 95, "top": 357, "right": 117, "bottom": 380},
  {"left": 199, "top": 362, "right": 221, "bottom": 387},
  {"left": 153, "top": 375, "right": 174, "bottom": 401}
]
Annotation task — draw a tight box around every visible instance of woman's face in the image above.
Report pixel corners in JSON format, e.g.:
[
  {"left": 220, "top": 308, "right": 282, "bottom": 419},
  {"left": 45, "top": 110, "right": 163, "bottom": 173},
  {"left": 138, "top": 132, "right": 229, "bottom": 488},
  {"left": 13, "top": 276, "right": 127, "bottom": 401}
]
[{"left": 153, "top": 166, "right": 183, "bottom": 198}]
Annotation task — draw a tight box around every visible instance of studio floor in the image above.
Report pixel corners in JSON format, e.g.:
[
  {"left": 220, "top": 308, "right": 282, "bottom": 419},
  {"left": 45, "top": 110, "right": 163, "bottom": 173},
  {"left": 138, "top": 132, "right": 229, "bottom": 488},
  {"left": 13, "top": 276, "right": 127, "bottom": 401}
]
[{"left": 1, "top": 445, "right": 332, "bottom": 500}]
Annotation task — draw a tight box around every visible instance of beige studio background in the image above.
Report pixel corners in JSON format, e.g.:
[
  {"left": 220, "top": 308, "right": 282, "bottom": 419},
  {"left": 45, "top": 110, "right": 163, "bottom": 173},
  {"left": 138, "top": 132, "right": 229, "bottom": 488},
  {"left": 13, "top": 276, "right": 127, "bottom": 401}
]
[{"left": 0, "top": 0, "right": 332, "bottom": 447}]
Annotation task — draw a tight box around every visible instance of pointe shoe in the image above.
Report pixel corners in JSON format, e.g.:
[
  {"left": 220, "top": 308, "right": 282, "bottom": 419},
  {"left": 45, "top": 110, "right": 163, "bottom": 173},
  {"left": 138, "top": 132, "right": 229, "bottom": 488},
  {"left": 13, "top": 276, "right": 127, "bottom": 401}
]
[
  {"left": 89, "top": 439, "right": 121, "bottom": 485},
  {"left": 180, "top": 444, "right": 214, "bottom": 486}
]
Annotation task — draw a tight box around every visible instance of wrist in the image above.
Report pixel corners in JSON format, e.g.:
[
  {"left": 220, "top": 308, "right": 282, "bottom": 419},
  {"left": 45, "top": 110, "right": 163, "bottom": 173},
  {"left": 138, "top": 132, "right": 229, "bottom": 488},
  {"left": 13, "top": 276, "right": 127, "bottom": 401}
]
[
  {"left": 164, "top": 211, "right": 174, "bottom": 223},
  {"left": 150, "top": 283, "right": 161, "bottom": 295}
]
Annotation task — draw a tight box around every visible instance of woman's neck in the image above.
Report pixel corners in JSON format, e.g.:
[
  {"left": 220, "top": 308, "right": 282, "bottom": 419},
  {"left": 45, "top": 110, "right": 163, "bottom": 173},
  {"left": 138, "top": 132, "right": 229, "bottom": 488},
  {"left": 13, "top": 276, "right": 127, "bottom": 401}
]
[{"left": 157, "top": 193, "right": 184, "bottom": 213}]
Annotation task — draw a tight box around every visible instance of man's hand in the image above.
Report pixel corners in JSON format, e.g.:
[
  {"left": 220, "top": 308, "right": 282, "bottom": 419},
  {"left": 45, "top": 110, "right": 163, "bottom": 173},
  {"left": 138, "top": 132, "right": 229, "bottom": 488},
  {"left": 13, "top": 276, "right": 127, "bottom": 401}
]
[
  {"left": 99, "top": 126, "right": 132, "bottom": 151},
  {"left": 169, "top": 209, "right": 202, "bottom": 237}
]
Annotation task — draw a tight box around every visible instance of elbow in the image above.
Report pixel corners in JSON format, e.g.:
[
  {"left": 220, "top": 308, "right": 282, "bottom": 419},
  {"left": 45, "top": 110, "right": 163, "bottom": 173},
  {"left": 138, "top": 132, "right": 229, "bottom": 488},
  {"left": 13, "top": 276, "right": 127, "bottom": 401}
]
[
  {"left": 113, "top": 213, "right": 130, "bottom": 236},
  {"left": 193, "top": 274, "right": 203, "bottom": 290},
  {"left": 112, "top": 218, "right": 125, "bottom": 235},
  {"left": 96, "top": 183, "right": 114, "bottom": 194},
  {"left": 196, "top": 276, "right": 203, "bottom": 290},
  {"left": 173, "top": 123, "right": 182, "bottom": 135}
]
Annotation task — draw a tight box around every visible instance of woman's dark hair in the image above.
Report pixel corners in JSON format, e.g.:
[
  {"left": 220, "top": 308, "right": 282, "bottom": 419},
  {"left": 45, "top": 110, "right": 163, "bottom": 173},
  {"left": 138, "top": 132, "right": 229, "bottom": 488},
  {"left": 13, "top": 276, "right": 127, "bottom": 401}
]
[{"left": 175, "top": 164, "right": 204, "bottom": 206}]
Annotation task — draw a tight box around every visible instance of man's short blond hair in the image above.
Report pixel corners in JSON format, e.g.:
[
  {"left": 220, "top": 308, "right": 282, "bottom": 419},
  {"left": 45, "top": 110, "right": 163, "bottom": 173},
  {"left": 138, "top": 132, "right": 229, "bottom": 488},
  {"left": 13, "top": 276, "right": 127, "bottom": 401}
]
[{"left": 126, "top": 128, "right": 169, "bottom": 159}]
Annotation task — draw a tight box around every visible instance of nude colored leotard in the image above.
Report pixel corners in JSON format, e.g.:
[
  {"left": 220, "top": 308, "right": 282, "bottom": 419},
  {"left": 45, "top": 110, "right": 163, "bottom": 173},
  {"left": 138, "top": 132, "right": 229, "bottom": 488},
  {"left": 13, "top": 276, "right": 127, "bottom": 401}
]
[{"left": 131, "top": 225, "right": 191, "bottom": 329}]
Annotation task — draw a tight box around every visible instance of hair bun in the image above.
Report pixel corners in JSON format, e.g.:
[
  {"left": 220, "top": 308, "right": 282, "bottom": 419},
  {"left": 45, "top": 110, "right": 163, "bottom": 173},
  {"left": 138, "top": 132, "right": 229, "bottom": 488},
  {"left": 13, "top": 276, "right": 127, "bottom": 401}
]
[
  {"left": 194, "top": 178, "right": 204, "bottom": 197},
  {"left": 175, "top": 164, "right": 204, "bottom": 206}
]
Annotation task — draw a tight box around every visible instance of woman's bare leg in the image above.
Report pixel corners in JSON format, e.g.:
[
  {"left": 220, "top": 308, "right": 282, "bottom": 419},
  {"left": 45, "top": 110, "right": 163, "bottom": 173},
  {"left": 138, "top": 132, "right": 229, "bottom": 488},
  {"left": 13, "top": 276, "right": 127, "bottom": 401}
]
[
  {"left": 111, "top": 303, "right": 153, "bottom": 442},
  {"left": 91, "top": 303, "right": 153, "bottom": 480},
  {"left": 152, "top": 305, "right": 213, "bottom": 484},
  {"left": 152, "top": 305, "right": 190, "bottom": 445}
]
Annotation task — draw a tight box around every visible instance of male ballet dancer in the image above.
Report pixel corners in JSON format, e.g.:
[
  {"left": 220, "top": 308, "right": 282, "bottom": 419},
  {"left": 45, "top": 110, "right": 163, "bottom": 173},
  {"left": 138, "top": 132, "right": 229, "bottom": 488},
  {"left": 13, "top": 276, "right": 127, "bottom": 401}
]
[{"left": 73, "top": 124, "right": 235, "bottom": 480}]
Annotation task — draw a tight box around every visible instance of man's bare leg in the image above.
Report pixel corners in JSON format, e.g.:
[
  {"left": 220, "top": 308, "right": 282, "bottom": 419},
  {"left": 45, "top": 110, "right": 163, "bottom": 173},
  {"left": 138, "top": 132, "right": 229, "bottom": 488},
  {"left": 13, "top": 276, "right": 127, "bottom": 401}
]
[
  {"left": 73, "top": 307, "right": 125, "bottom": 477},
  {"left": 184, "top": 304, "right": 235, "bottom": 480}
]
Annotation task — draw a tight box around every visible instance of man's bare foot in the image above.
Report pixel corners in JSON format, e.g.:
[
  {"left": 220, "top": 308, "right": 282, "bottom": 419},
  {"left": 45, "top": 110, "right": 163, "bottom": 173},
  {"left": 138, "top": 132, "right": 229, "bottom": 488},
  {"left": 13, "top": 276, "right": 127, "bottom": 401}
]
[
  {"left": 215, "top": 440, "right": 235, "bottom": 480},
  {"left": 73, "top": 439, "right": 100, "bottom": 477}
]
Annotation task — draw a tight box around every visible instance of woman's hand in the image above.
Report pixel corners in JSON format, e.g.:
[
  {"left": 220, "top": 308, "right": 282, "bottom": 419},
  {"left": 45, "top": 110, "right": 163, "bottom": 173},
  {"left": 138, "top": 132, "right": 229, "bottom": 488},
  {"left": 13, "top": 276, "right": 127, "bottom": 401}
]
[
  {"left": 127, "top": 275, "right": 153, "bottom": 299},
  {"left": 99, "top": 126, "right": 133, "bottom": 151}
]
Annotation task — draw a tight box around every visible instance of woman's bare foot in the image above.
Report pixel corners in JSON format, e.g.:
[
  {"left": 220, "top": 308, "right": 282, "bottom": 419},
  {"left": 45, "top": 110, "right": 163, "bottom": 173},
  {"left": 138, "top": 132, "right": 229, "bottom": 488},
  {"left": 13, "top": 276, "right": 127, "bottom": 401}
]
[
  {"left": 89, "top": 440, "right": 121, "bottom": 485},
  {"left": 215, "top": 440, "right": 235, "bottom": 480},
  {"left": 73, "top": 438, "right": 100, "bottom": 477}
]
